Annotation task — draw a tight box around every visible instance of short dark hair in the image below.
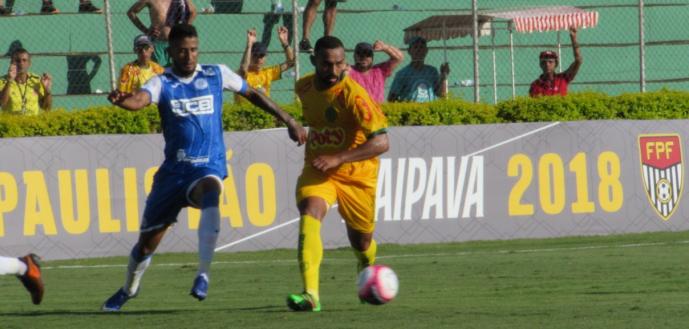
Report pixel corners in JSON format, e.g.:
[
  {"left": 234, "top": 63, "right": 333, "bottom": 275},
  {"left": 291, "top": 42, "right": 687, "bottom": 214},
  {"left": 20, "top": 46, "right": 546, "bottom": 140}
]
[
  {"left": 313, "top": 36, "right": 344, "bottom": 56},
  {"left": 168, "top": 24, "right": 198, "bottom": 45},
  {"left": 12, "top": 47, "right": 30, "bottom": 58}
]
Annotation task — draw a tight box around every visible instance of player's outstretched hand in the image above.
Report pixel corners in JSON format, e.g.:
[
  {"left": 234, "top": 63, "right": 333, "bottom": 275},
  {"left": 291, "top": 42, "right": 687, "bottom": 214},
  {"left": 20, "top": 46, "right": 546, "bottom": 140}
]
[
  {"left": 107, "top": 91, "right": 127, "bottom": 105},
  {"left": 287, "top": 119, "right": 307, "bottom": 146}
]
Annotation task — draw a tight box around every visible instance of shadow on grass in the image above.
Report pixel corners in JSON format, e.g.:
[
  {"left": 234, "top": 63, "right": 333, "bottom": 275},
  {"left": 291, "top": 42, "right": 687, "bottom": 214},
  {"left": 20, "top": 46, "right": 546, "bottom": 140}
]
[
  {"left": 0, "top": 309, "right": 186, "bottom": 317},
  {"left": 232, "top": 304, "right": 359, "bottom": 314}
]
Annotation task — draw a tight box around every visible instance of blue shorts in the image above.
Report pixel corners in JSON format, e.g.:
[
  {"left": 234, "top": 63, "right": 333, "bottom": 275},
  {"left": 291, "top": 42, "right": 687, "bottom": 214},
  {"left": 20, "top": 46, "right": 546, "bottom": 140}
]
[{"left": 141, "top": 167, "right": 223, "bottom": 232}]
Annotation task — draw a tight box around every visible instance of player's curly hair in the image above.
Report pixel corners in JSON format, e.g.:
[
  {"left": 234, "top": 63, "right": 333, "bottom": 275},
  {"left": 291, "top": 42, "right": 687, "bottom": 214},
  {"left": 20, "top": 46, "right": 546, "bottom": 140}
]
[
  {"left": 314, "top": 36, "right": 344, "bottom": 56},
  {"left": 169, "top": 24, "right": 198, "bottom": 44}
]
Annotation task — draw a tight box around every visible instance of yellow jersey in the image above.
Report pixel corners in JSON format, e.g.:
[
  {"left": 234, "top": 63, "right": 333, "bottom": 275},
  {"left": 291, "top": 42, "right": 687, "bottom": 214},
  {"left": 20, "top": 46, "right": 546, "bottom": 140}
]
[
  {"left": 0, "top": 73, "right": 46, "bottom": 116},
  {"left": 234, "top": 65, "right": 282, "bottom": 104},
  {"left": 296, "top": 74, "right": 388, "bottom": 170},
  {"left": 117, "top": 61, "right": 164, "bottom": 94}
]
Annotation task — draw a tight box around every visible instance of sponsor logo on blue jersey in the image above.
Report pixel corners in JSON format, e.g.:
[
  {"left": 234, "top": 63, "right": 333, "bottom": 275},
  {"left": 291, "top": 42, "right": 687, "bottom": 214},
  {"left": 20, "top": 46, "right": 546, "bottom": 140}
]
[{"left": 170, "top": 95, "right": 214, "bottom": 117}]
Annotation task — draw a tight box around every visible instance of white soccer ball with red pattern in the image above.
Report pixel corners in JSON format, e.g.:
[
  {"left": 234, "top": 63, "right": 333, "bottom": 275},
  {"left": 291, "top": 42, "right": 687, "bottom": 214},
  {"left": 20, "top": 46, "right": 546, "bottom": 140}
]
[{"left": 357, "top": 265, "right": 399, "bottom": 305}]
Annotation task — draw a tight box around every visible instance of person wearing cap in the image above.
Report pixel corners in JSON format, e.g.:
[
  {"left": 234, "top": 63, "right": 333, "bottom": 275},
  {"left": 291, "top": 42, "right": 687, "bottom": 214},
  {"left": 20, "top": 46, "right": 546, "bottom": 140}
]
[
  {"left": 348, "top": 40, "right": 404, "bottom": 104},
  {"left": 235, "top": 26, "right": 295, "bottom": 104},
  {"left": 529, "top": 27, "right": 582, "bottom": 97},
  {"left": 117, "top": 34, "right": 165, "bottom": 94},
  {"left": 388, "top": 36, "right": 450, "bottom": 103},
  {"left": 127, "top": 0, "right": 198, "bottom": 67}
]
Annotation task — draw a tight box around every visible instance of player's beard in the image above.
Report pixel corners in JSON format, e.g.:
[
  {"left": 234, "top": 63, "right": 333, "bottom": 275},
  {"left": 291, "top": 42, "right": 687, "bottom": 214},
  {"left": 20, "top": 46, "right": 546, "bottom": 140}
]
[
  {"left": 174, "top": 61, "right": 196, "bottom": 77},
  {"left": 317, "top": 73, "right": 341, "bottom": 89}
]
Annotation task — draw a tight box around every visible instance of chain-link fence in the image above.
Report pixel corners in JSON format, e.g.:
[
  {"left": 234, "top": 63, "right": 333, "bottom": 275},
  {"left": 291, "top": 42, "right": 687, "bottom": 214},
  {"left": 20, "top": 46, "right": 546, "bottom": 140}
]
[{"left": 0, "top": 0, "right": 687, "bottom": 110}]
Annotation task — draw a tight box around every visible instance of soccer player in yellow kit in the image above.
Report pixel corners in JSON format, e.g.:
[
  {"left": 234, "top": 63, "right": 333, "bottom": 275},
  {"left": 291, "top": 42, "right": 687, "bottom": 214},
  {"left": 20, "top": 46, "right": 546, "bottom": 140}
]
[{"left": 287, "top": 36, "right": 389, "bottom": 312}]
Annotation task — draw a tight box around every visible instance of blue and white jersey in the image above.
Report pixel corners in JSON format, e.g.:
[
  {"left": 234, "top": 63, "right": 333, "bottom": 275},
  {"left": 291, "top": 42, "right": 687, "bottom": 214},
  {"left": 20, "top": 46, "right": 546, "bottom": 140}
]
[{"left": 142, "top": 64, "right": 248, "bottom": 178}]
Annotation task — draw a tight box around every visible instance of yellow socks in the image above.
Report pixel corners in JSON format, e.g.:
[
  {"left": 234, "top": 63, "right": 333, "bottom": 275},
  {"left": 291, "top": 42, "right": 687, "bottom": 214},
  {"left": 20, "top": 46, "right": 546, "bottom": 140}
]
[
  {"left": 298, "top": 215, "right": 322, "bottom": 301},
  {"left": 353, "top": 239, "right": 377, "bottom": 272}
]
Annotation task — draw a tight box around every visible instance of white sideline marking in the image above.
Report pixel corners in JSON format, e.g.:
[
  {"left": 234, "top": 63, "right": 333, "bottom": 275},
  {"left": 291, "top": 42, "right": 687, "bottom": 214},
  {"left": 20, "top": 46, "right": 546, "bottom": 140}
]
[
  {"left": 214, "top": 204, "right": 339, "bottom": 252},
  {"left": 214, "top": 217, "right": 299, "bottom": 252},
  {"left": 212, "top": 122, "right": 561, "bottom": 251},
  {"left": 42, "top": 239, "right": 689, "bottom": 271},
  {"left": 464, "top": 121, "right": 561, "bottom": 157}
]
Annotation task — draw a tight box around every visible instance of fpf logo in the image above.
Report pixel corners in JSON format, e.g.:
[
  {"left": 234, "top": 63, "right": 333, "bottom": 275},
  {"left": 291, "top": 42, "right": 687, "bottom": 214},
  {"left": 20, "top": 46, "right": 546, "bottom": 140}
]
[
  {"left": 171, "top": 95, "right": 214, "bottom": 117},
  {"left": 638, "top": 134, "right": 683, "bottom": 220}
]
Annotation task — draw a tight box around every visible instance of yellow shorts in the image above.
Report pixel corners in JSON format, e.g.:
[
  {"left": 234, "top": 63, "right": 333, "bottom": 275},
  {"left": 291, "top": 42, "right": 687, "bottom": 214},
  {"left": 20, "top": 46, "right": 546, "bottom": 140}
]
[{"left": 296, "top": 160, "right": 379, "bottom": 233}]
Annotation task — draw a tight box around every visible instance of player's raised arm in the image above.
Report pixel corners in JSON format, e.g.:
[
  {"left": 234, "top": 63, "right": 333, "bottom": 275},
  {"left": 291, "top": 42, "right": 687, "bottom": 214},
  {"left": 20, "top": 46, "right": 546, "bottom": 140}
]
[
  {"left": 107, "top": 89, "right": 151, "bottom": 111},
  {"left": 219, "top": 64, "right": 307, "bottom": 145}
]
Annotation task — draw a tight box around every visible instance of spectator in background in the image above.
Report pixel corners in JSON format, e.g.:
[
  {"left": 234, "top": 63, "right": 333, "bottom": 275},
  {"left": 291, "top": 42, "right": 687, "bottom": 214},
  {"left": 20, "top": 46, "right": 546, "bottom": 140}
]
[
  {"left": 0, "top": 0, "right": 101, "bottom": 14},
  {"left": 0, "top": 0, "right": 10, "bottom": 15},
  {"left": 39, "top": 0, "right": 102, "bottom": 14},
  {"left": 348, "top": 40, "right": 404, "bottom": 104},
  {"left": 118, "top": 35, "right": 164, "bottom": 94},
  {"left": 262, "top": 0, "right": 294, "bottom": 47},
  {"left": 236, "top": 26, "right": 294, "bottom": 104},
  {"left": 128, "top": 0, "right": 197, "bottom": 66},
  {"left": 388, "top": 36, "right": 449, "bottom": 103},
  {"left": 529, "top": 27, "right": 582, "bottom": 97},
  {"left": 299, "top": 0, "right": 346, "bottom": 52},
  {"left": 0, "top": 254, "right": 44, "bottom": 305},
  {"left": 0, "top": 48, "right": 52, "bottom": 115}
]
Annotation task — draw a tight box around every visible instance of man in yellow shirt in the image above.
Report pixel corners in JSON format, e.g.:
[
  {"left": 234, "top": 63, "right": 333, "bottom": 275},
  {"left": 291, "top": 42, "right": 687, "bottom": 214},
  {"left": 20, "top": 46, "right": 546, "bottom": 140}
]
[
  {"left": 0, "top": 48, "right": 52, "bottom": 115},
  {"left": 118, "top": 35, "right": 164, "bottom": 94},
  {"left": 286, "top": 36, "right": 389, "bottom": 312},
  {"left": 235, "top": 26, "right": 294, "bottom": 104}
]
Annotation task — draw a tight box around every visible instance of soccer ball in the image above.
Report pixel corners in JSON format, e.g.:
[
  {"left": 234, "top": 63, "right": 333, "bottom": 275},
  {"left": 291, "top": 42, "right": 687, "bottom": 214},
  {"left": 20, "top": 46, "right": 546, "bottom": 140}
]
[{"left": 357, "top": 265, "right": 399, "bottom": 305}]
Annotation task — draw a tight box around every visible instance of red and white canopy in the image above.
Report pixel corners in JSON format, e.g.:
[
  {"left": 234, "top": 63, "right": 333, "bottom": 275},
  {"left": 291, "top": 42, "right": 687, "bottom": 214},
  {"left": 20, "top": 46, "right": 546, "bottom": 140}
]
[
  {"left": 490, "top": 6, "right": 599, "bottom": 33},
  {"left": 403, "top": 6, "right": 599, "bottom": 43}
]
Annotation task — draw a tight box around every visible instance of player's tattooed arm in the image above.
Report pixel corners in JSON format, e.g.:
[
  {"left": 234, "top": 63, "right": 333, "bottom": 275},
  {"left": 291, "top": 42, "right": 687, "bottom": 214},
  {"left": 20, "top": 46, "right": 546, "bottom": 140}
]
[{"left": 244, "top": 87, "right": 307, "bottom": 145}]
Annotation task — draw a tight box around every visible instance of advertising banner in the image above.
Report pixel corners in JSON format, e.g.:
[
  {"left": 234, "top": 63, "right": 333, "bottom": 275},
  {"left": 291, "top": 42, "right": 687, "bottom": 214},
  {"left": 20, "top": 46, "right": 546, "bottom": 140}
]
[{"left": 0, "top": 120, "right": 687, "bottom": 260}]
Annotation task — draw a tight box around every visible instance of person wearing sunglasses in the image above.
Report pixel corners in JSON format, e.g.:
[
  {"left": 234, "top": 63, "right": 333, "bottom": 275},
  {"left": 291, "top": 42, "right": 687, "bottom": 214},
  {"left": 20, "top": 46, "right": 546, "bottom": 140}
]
[
  {"left": 117, "top": 35, "right": 165, "bottom": 94},
  {"left": 235, "top": 26, "right": 295, "bottom": 105},
  {"left": 529, "top": 27, "right": 582, "bottom": 97}
]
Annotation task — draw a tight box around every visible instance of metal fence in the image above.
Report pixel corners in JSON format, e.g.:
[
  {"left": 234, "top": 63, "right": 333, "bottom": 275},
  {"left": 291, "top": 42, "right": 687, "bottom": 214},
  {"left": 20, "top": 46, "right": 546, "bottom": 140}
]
[{"left": 0, "top": 0, "right": 687, "bottom": 110}]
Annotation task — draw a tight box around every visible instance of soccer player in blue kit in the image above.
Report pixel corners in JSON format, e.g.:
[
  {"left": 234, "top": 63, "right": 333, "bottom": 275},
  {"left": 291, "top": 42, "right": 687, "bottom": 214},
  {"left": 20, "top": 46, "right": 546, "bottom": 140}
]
[{"left": 101, "top": 24, "right": 307, "bottom": 311}]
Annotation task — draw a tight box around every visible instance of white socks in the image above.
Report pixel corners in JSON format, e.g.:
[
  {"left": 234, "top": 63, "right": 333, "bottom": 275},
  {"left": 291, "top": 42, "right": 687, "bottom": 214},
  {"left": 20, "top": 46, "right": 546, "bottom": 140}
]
[
  {"left": 123, "top": 248, "right": 152, "bottom": 296},
  {"left": 197, "top": 205, "right": 220, "bottom": 277},
  {"left": 0, "top": 256, "right": 26, "bottom": 276}
]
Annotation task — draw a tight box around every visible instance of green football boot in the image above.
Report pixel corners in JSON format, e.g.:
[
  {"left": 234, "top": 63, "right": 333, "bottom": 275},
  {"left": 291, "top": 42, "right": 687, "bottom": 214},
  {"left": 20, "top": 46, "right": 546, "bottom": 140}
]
[{"left": 286, "top": 292, "right": 321, "bottom": 312}]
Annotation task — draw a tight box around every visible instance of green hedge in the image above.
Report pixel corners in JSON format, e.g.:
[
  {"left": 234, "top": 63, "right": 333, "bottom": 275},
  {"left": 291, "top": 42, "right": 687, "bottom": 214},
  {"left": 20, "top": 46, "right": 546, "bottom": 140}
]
[{"left": 1, "top": 90, "right": 688, "bottom": 137}]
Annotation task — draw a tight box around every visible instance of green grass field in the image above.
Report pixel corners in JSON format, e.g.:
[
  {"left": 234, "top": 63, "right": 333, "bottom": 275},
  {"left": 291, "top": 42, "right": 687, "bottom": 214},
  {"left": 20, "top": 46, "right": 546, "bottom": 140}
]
[{"left": 1, "top": 231, "right": 688, "bottom": 329}]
